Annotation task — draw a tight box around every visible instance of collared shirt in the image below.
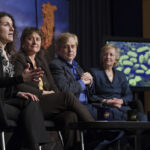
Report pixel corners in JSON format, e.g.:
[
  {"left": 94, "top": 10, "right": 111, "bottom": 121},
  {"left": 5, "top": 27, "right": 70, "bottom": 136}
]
[{"left": 66, "top": 60, "right": 88, "bottom": 103}]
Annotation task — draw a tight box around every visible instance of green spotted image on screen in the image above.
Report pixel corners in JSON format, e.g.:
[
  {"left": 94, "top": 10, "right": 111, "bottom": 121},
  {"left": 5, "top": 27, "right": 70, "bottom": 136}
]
[{"left": 106, "top": 40, "right": 150, "bottom": 87}]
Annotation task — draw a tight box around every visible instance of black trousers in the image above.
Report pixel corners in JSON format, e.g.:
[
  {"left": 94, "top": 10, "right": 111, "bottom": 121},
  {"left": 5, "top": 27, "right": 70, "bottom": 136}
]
[
  {"left": 3, "top": 98, "right": 49, "bottom": 150},
  {"left": 39, "top": 91, "right": 95, "bottom": 150}
]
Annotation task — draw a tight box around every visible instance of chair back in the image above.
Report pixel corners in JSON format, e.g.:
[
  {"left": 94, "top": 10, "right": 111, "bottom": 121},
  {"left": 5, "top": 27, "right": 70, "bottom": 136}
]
[{"left": 0, "top": 101, "right": 8, "bottom": 129}]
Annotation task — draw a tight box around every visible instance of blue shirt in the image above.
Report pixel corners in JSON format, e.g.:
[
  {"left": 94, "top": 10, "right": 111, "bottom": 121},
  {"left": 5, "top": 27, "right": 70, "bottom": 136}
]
[{"left": 66, "top": 60, "right": 88, "bottom": 103}]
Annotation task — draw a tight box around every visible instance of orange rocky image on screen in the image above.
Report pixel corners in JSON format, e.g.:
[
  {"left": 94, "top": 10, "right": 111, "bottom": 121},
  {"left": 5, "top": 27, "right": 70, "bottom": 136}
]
[{"left": 40, "top": 2, "right": 57, "bottom": 49}]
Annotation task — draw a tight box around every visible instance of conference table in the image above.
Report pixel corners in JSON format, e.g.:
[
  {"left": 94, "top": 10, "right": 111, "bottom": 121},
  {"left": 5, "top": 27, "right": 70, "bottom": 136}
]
[{"left": 70, "top": 121, "right": 150, "bottom": 150}]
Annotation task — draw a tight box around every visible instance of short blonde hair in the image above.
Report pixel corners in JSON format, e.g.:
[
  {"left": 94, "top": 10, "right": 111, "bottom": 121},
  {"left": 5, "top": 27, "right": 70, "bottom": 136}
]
[
  {"left": 100, "top": 43, "right": 120, "bottom": 68},
  {"left": 55, "top": 32, "right": 78, "bottom": 52}
]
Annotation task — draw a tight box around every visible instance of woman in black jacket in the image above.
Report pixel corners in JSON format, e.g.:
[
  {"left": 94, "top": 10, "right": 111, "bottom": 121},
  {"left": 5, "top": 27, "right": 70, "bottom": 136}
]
[
  {"left": 0, "top": 12, "right": 49, "bottom": 150},
  {"left": 14, "top": 27, "right": 95, "bottom": 150}
]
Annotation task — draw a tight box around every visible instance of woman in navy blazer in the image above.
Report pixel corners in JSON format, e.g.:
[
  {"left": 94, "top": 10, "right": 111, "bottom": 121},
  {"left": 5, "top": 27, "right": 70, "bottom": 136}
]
[{"left": 90, "top": 43, "right": 147, "bottom": 121}]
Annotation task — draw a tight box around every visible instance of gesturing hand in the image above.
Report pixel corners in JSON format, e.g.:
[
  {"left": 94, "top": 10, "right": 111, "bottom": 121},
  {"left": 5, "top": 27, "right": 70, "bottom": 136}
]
[{"left": 22, "top": 63, "right": 44, "bottom": 82}]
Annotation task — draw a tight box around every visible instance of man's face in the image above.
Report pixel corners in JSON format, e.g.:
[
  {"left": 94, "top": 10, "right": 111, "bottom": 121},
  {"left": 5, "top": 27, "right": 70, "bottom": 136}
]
[{"left": 58, "top": 37, "right": 77, "bottom": 64}]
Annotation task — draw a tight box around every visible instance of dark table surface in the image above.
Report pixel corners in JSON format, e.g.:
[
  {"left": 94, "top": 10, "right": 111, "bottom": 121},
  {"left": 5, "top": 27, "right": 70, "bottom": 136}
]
[
  {"left": 69, "top": 121, "right": 150, "bottom": 130},
  {"left": 69, "top": 121, "right": 150, "bottom": 150}
]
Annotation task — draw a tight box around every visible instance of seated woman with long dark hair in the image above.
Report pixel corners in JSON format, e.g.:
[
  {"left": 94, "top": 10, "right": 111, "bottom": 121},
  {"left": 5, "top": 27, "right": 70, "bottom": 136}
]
[{"left": 0, "top": 11, "right": 50, "bottom": 150}]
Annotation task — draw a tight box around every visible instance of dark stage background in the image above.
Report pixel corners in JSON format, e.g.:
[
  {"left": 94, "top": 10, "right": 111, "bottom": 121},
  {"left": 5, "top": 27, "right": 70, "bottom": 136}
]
[
  {"left": 0, "top": 0, "right": 69, "bottom": 50},
  {"left": 69, "top": 0, "right": 142, "bottom": 70},
  {"left": 0, "top": 0, "right": 142, "bottom": 70}
]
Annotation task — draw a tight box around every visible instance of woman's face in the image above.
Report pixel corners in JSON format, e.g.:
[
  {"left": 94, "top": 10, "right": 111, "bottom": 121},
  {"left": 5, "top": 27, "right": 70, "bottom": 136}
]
[
  {"left": 0, "top": 16, "right": 14, "bottom": 45},
  {"left": 22, "top": 32, "right": 41, "bottom": 56},
  {"left": 102, "top": 47, "right": 117, "bottom": 68}
]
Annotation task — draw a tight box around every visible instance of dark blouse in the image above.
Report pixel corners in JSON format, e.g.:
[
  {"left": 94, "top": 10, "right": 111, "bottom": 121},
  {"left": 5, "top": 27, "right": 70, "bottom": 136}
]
[
  {"left": 0, "top": 49, "right": 23, "bottom": 99},
  {"left": 0, "top": 48, "right": 15, "bottom": 77},
  {"left": 90, "top": 68, "right": 133, "bottom": 106}
]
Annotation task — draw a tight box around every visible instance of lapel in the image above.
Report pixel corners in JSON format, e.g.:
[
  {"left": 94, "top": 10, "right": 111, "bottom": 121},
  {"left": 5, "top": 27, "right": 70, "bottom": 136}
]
[
  {"left": 24, "top": 55, "right": 34, "bottom": 69},
  {"left": 76, "top": 65, "right": 84, "bottom": 76},
  {"left": 22, "top": 52, "right": 44, "bottom": 69},
  {"left": 35, "top": 55, "right": 48, "bottom": 76},
  {"left": 60, "top": 58, "right": 84, "bottom": 79}
]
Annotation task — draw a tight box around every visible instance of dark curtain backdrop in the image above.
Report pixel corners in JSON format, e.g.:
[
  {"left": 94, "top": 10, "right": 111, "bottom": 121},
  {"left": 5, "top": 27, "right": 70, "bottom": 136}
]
[{"left": 69, "top": 0, "right": 142, "bottom": 70}]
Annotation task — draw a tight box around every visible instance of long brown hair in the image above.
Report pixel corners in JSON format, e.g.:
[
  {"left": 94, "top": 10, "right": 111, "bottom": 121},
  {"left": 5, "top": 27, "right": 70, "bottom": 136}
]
[{"left": 0, "top": 12, "right": 17, "bottom": 54}]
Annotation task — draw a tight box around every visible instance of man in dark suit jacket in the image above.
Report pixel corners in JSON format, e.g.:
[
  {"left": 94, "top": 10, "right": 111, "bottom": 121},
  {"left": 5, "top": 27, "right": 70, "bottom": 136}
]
[{"left": 50, "top": 32, "right": 97, "bottom": 120}]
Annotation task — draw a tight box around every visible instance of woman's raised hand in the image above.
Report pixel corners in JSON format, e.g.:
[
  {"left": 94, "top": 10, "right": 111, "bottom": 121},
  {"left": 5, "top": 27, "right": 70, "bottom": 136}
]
[{"left": 22, "top": 63, "right": 44, "bottom": 82}]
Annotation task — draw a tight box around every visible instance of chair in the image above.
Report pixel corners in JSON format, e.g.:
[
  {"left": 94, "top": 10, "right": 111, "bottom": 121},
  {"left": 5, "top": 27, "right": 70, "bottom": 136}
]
[
  {"left": 0, "top": 101, "right": 64, "bottom": 150},
  {"left": 0, "top": 120, "right": 64, "bottom": 150},
  {"left": 44, "top": 120, "right": 64, "bottom": 148},
  {"left": 0, "top": 100, "right": 17, "bottom": 150},
  {"left": 0, "top": 120, "right": 17, "bottom": 150},
  {"left": 0, "top": 121, "right": 64, "bottom": 150}
]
